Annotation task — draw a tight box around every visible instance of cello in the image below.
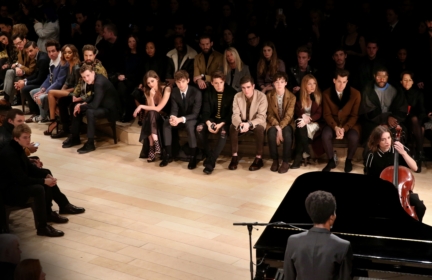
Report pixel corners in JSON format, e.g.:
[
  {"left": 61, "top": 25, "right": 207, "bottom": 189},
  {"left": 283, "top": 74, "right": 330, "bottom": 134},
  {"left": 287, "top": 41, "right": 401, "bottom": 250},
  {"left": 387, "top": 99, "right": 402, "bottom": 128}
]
[{"left": 379, "top": 126, "right": 419, "bottom": 220}]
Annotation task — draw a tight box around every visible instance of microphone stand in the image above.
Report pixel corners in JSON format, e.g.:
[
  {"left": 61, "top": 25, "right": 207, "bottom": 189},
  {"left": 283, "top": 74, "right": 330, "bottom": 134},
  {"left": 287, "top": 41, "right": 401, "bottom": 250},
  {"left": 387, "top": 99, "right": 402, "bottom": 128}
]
[{"left": 233, "top": 222, "right": 312, "bottom": 280}]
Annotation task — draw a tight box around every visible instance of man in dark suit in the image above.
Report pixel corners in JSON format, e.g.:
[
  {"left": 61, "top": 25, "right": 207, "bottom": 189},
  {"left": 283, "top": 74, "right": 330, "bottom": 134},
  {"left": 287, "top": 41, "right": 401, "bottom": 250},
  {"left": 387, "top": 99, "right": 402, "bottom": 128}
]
[
  {"left": 284, "top": 190, "right": 353, "bottom": 280},
  {"left": 0, "top": 124, "right": 66, "bottom": 237},
  {"left": 62, "top": 64, "right": 118, "bottom": 154},
  {"left": 13, "top": 41, "right": 50, "bottom": 113},
  {"left": 161, "top": 70, "right": 202, "bottom": 169},
  {"left": 196, "top": 70, "right": 236, "bottom": 174}
]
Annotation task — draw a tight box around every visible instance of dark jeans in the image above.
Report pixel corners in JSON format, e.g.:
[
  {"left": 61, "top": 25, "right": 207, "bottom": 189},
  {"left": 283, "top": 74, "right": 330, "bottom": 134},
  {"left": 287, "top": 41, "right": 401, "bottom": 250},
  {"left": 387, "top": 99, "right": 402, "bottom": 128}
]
[
  {"left": 322, "top": 125, "right": 359, "bottom": 160},
  {"left": 230, "top": 124, "right": 265, "bottom": 155},
  {"left": 163, "top": 118, "right": 197, "bottom": 148},
  {"left": 267, "top": 126, "right": 293, "bottom": 162},
  {"left": 43, "top": 169, "right": 69, "bottom": 211},
  {"left": 21, "top": 85, "right": 40, "bottom": 114},
  {"left": 71, "top": 107, "right": 108, "bottom": 139},
  {"left": 196, "top": 123, "right": 227, "bottom": 161}
]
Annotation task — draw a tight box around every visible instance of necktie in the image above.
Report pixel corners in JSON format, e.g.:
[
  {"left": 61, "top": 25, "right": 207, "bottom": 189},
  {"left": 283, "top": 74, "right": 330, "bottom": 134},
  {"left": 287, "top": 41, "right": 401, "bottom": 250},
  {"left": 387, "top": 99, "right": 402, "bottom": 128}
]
[
  {"left": 339, "top": 93, "right": 342, "bottom": 100},
  {"left": 182, "top": 92, "right": 186, "bottom": 108}
]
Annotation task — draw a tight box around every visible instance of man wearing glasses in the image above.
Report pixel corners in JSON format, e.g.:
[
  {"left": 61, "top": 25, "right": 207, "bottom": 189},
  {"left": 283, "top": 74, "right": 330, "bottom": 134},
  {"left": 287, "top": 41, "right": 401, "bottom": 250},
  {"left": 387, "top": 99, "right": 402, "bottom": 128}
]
[{"left": 0, "top": 34, "right": 35, "bottom": 107}]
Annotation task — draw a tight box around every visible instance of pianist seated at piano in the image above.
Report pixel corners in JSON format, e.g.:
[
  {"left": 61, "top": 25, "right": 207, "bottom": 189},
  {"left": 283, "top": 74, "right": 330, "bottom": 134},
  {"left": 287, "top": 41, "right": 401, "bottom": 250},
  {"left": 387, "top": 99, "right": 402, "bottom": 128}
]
[
  {"left": 365, "top": 125, "right": 426, "bottom": 221},
  {"left": 284, "top": 190, "right": 353, "bottom": 280}
]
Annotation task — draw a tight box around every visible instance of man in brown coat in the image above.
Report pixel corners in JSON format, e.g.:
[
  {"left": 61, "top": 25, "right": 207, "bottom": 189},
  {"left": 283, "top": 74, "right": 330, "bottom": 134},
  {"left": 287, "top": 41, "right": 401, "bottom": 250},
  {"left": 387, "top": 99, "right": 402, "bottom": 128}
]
[
  {"left": 266, "top": 72, "right": 296, "bottom": 173},
  {"left": 193, "top": 35, "right": 223, "bottom": 90},
  {"left": 322, "top": 68, "right": 361, "bottom": 173},
  {"left": 229, "top": 75, "right": 268, "bottom": 171}
]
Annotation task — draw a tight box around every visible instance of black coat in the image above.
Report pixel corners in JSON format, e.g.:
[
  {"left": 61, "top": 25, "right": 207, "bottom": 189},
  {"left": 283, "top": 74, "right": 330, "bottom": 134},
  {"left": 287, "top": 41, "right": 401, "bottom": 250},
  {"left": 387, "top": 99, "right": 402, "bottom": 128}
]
[
  {"left": 0, "top": 140, "right": 49, "bottom": 204},
  {"left": 80, "top": 74, "right": 119, "bottom": 122},
  {"left": 170, "top": 86, "right": 202, "bottom": 121},
  {"left": 403, "top": 86, "right": 426, "bottom": 121},
  {"left": 0, "top": 121, "right": 13, "bottom": 150},
  {"left": 201, "top": 84, "right": 236, "bottom": 129},
  {"left": 26, "top": 51, "right": 50, "bottom": 86}
]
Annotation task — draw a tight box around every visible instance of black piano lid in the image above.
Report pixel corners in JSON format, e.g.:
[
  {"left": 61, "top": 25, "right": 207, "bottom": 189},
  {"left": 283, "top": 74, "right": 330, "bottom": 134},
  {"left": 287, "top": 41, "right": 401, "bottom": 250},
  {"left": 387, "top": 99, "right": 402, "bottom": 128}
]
[{"left": 254, "top": 172, "right": 432, "bottom": 265}]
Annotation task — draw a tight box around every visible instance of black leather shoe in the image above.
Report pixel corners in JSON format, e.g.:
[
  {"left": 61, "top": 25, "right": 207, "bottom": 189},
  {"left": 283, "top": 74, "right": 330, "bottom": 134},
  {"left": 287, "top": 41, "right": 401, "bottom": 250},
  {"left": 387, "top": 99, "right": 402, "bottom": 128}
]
[
  {"left": 203, "top": 166, "right": 213, "bottom": 174},
  {"left": 51, "top": 130, "right": 69, "bottom": 139},
  {"left": 188, "top": 157, "right": 197, "bottom": 170},
  {"left": 344, "top": 159, "right": 353, "bottom": 173},
  {"left": 48, "top": 211, "right": 69, "bottom": 223},
  {"left": 60, "top": 203, "right": 85, "bottom": 214},
  {"left": 249, "top": 157, "right": 263, "bottom": 171},
  {"left": 77, "top": 142, "right": 96, "bottom": 154},
  {"left": 159, "top": 154, "right": 173, "bottom": 167},
  {"left": 37, "top": 225, "right": 64, "bottom": 237},
  {"left": 62, "top": 135, "right": 81, "bottom": 148},
  {"left": 322, "top": 159, "right": 336, "bottom": 172},
  {"left": 228, "top": 156, "right": 238, "bottom": 170}
]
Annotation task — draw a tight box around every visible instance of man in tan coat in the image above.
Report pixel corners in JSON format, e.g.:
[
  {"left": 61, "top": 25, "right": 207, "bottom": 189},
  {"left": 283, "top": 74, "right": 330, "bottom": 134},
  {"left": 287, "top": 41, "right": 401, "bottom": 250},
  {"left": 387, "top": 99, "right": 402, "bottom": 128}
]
[
  {"left": 193, "top": 35, "right": 223, "bottom": 90},
  {"left": 322, "top": 68, "right": 361, "bottom": 173},
  {"left": 266, "top": 72, "right": 296, "bottom": 173},
  {"left": 229, "top": 75, "right": 268, "bottom": 171}
]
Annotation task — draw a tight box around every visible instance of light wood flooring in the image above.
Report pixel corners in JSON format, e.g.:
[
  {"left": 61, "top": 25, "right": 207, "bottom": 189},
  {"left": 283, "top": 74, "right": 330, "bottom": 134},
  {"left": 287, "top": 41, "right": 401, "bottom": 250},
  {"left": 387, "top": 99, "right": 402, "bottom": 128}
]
[{"left": 8, "top": 122, "right": 432, "bottom": 280}]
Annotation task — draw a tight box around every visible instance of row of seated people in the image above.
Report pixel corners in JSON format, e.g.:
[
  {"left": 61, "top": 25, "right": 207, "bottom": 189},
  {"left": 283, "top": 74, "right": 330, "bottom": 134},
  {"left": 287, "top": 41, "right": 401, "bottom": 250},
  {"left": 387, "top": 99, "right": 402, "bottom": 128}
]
[
  {"left": 0, "top": 32, "right": 430, "bottom": 175},
  {"left": 133, "top": 65, "right": 431, "bottom": 175}
]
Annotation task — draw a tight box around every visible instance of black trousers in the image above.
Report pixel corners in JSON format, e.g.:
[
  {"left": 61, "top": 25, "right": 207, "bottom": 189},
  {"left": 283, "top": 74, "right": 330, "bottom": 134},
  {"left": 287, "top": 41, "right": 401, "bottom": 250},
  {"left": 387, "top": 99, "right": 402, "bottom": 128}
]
[
  {"left": 267, "top": 126, "right": 293, "bottom": 162},
  {"left": 71, "top": 107, "right": 108, "bottom": 139},
  {"left": 163, "top": 118, "right": 197, "bottom": 148},
  {"left": 322, "top": 125, "right": 359, "bottom": 160},
  {"left": 293, "top": 125, "right": 310, "bottom": 157},
  {"left": 116, "top": 80, "right": 136, "bottom": 119},
  {"left": 1, "top": 184, "right": 48, "bottom": 230},
  {"left": 42, "top": 169, "right": 69, "bottom": 212},
  {"left": 58, "top": 96, "right": 73, "bottom": 133}
]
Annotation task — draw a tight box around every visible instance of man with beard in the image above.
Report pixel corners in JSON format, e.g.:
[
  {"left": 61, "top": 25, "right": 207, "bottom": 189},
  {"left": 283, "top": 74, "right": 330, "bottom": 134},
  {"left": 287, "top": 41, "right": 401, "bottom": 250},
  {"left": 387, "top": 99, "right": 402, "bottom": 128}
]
[
  {"left": 360, "top": 66, "right": 407, "bottom": 167},
  {"left": 51, "top": 45, "right": 107, "bottom": 138},
  {"left": 166, "top": 35, "right": 197, "bottom": 87},
  {"left": 193, "top": 35, "right": 223, "bottom": 90}
]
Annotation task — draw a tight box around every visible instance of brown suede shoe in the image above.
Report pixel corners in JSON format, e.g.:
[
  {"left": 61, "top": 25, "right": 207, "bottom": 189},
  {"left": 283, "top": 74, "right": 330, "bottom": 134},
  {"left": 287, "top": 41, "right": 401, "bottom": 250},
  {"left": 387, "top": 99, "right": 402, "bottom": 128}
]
[
  {"left": 228, "top": 156, "right": 239, "bottom": 170},
  {"left": 278, "top": 162, "right": 290, "bottom": 174},
  {"left": 249, "top": 157, "right": 263, "bottom": 171},
  {"left": 270, "top": 159, "right": 279, "bottom": 172}
]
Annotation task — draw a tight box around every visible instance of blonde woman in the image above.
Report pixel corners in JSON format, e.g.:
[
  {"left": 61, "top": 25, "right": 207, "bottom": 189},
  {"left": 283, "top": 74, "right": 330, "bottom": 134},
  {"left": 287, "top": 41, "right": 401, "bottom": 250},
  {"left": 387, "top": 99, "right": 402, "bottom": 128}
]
[
  {"left": 291, "top": 74, "right": 323, "bottom": 168},
  {"left": 222, "top": 47, "right": 250, "bottom": 91}
]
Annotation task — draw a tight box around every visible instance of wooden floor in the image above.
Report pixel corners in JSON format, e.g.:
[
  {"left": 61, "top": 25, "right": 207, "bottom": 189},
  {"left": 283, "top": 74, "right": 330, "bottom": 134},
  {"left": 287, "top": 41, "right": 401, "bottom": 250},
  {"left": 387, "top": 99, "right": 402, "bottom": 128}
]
[{"left": 8, "top": 122, "right": 432, "bottom": 280}]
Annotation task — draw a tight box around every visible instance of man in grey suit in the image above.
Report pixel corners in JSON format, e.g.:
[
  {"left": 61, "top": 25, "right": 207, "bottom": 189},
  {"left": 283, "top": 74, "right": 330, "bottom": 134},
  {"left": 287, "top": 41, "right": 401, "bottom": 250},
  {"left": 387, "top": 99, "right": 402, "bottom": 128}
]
[{"left": 284, "top": 191, "right": 353, "bottom": 280}]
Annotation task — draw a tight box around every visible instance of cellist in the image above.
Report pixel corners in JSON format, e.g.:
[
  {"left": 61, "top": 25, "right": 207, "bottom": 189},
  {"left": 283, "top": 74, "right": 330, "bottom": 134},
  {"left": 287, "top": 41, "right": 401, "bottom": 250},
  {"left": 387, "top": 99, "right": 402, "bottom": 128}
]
[{"left": 364, "top": 125, "right": 426, "bottom": 221}]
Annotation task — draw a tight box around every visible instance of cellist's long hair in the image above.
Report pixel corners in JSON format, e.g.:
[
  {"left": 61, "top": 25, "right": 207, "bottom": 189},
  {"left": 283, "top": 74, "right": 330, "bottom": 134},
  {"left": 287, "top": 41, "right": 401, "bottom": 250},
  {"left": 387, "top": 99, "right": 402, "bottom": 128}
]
[
  {"left": 299, "top": 74, "right": 322, "bottom": 109},
  {"left": 368, "top": 125, "right": 392, "bottom": 153}
]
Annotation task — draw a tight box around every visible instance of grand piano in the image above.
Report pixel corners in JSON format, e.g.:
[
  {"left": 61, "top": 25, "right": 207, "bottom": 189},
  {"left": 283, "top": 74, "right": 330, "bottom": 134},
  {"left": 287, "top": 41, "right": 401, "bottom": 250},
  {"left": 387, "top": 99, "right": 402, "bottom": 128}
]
[{"left": 254, "top": 172, "right": 432, "bottom": 279}]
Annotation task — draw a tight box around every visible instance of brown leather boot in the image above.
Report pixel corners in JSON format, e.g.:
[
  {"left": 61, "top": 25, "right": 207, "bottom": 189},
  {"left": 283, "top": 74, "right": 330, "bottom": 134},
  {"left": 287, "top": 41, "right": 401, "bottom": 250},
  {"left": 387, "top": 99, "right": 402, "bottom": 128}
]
[
  {"left": 270, "top": 159, "right": 279, "bottom": 172},
  {"left": 278, "top": 162, "right": 290, "bottom": 174}
]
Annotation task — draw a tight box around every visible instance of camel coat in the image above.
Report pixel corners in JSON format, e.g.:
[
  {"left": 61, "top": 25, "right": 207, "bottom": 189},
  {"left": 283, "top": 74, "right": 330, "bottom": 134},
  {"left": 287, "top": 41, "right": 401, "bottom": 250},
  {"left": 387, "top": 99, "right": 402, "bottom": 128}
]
[
  {"left": 266, "top": 88, "right": 296, "bottom": 131},
  {"left": 322, "top": 86, "right": 361, "bottom": 136},
  {"left": 232, "top": 89, "right": 268, "bottom": 129}
]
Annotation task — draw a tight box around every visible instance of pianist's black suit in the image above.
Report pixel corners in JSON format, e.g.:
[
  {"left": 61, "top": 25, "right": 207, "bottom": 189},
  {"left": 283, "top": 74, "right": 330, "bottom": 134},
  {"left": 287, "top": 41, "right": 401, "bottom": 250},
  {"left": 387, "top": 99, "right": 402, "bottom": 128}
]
[
  {"left": 163, "top": 86, "right": 202, "bottom": 148},
  {"left": 284, "top": 227, "right": 353, "bottom": 280}
]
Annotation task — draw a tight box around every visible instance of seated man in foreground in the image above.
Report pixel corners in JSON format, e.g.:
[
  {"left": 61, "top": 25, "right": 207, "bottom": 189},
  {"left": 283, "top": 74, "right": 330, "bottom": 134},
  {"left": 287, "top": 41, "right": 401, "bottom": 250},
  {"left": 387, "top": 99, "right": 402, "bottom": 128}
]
[
  {"left": 0, "top": 124, "right": 85, "bottom": 237},
  {"left": 284, "top": 190, "right": 353, "bottom": 280},
  {"left": 62, "top": 64, "right": 118, "bottom": 154}
]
